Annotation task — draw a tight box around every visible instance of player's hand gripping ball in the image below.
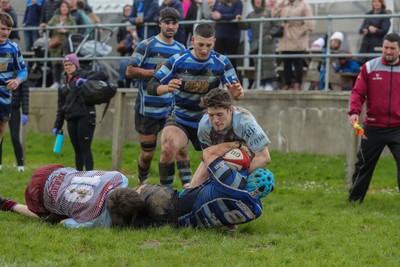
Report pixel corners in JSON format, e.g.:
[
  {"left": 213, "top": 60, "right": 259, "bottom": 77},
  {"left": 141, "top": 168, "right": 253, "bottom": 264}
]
[{"left": 222, "top": 147, "right": 252, "bottom": 171}]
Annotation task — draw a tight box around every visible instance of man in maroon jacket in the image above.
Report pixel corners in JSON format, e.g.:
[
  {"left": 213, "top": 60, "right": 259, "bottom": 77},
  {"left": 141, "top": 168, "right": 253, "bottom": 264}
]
[{"left": 348, "top": 33, "right": 400, "bottom": 202}]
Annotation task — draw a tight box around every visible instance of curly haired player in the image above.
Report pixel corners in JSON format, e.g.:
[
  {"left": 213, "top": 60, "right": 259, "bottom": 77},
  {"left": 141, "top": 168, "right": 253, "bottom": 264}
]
[{"left": 190, "top": 88, "right": 271, "bottom": 187}]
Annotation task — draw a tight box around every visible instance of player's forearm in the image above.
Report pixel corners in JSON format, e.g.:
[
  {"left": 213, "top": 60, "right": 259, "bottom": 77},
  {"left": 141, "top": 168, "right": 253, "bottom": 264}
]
[
  {"left": 203, "top": 141, "right": 241, "bottom": 167},
  {"left": 249, "top": 148, "right": 271, "bottom": 173},
  {"left": 16, "top": 69, "right": 28, "bottom": 83},
  {"left": 147, "top": 77, "right": 162, "bottom": 95},
  {"left": 126, "top": 66, "right": 154, "bottom": 79}
]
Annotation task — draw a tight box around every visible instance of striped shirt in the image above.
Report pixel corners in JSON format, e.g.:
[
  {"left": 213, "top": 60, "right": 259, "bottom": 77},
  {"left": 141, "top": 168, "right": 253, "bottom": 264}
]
[
  {"left": 43, "top": 168, "right": 126, "bottom": 225},
  {"left": 0, "top": 40, "right": 27, "bottom": 104},
  {"left": 129, "top": 36, "right": 185, "bottom": 119},
  {"left": 154, "top": 48, "right": 239, "bottom": 128}
]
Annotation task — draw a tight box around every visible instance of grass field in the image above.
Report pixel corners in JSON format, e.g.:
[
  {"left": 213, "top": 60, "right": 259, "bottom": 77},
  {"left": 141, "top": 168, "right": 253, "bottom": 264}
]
[{"left": 0, "top": 132, "right": 399, "bottom": 266}]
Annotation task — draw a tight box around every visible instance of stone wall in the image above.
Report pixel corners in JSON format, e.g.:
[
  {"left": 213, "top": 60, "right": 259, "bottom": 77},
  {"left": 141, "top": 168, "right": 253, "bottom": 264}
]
[{"left": 27, "top": 89, "right": 353, "bottom": 155}]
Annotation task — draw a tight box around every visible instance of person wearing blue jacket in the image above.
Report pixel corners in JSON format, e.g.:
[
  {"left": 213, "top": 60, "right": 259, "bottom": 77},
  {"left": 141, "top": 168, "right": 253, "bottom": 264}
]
[
  {"left": 23, "top": 0, "right": 44, "bottom": 51},
  {"left": 128, "top": 0, "right": 159, "bottom": 40},
  {"left": 211, "top": 0, "right": 243, "bottom": 69}
]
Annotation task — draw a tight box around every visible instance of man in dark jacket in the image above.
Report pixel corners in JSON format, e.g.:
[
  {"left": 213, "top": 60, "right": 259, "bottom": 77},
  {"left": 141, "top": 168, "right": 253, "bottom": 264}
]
[
  {"left": 23, "top": 0, "right": 44, "bottom": 51},
  {"left": 128, "top": 0, "right": 159, "bottom": 40},
  {"left": 348, "top": 33, "right": 400, "bottom": 202},
  {"left": 39, "top": 0, "right": 60, "bottom": 24}
]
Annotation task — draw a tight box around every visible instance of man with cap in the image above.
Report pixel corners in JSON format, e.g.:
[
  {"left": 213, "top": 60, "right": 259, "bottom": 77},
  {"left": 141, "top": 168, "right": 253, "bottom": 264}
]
[{"left": 126, "top": 7, "right": 190, "bottom": 187}]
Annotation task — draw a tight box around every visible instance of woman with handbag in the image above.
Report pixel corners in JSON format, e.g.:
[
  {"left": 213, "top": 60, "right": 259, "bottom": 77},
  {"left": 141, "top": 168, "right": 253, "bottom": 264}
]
[
  {"left": 53, "top": 54, "right": 109, "bottom": 171},
  {"left": 43, "top": 1, "right": 77, "bottom": 89},
  {"left": 273, "top": 0, "right": 314, "bottom": 91}
]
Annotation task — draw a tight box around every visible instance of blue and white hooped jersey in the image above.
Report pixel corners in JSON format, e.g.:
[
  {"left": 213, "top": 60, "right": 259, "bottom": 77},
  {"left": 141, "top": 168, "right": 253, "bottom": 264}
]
[
  {"left": 198, "top": 106, "right": 270, "bottom": 153},
  {"left": 129, "top": 36, "right": 185, "bottom": 119},
  {"left": 178, "top": 158, "right": 263, "bottom": 228},
  {"left": 154, "top": 49, "right": 239, "bottom": 128},
  {"left": 0, "top": 40, "right": 27, "bottom": 104}
]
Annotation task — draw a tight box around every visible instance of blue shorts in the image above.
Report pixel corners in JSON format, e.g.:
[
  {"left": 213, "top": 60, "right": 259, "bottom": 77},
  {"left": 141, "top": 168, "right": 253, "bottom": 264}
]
[{"left": 135, "top": 111, "right": 166, "bottom": 135}]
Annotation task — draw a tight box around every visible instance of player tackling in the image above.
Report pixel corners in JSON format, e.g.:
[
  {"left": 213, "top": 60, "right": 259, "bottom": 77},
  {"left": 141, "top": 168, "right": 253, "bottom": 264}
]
[{"left": 190, "top": 88, "right": 271, "bottom": 187}]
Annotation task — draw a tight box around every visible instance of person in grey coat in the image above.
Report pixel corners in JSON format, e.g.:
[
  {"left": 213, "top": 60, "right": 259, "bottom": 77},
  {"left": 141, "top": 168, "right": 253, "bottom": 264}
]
[{"left": 237, "top": 0, "right": 278, "bottom": 90}]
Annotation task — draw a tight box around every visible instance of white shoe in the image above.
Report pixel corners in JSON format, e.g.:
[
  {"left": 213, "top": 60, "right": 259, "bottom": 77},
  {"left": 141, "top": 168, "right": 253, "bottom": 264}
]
[
  {"left": 0, "top": 165, "right": 2, "bottom": 170},
  {"left": 50, "top": 82, "right": 60, "bottom": 89},
  {"left": 264, "top": 84, "right": 274, "bottom": 91},
  {"left": 17, "top": 166, "right": 24, "bottom": 172}
]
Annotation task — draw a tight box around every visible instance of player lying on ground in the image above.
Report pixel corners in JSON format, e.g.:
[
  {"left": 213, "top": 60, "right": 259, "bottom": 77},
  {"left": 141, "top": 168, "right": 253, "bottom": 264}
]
[
  {"left": 0, "top": 165, "right": 145, "bottom": 228},
  {"left": 1, "top": 144, "right": 274, "bottom": 229},
  {"left": 125, "top": 141, "right": 275, "bottom": 229}
]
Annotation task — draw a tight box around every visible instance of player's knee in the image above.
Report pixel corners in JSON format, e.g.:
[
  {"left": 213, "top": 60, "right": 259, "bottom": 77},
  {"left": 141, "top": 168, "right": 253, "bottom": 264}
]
[
  {"left": 161, "top": 139, "right": 177, "bottom": 159},
  {"left": 141, "top": 141, "right": 156, "bottom": 152}
]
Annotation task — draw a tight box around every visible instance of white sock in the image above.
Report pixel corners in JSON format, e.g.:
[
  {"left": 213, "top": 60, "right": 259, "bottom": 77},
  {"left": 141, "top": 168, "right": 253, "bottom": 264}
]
[{"left": 17, "top": 166, "right": 24, "bottom": 172}]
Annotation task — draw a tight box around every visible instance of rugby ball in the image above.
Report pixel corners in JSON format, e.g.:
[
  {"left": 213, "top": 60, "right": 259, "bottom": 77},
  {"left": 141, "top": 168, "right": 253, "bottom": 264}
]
[{"left": 222, "top": 148, "right": 251, "bottom": 171}]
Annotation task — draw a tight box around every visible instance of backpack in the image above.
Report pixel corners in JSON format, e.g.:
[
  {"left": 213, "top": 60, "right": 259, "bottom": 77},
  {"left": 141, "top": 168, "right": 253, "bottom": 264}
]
[{"left": 78, "top": 80, "right": 117, "bottom": 122}]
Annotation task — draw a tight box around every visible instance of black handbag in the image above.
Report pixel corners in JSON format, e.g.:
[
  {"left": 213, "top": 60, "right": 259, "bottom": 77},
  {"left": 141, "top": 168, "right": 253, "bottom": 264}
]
[{"left": 270, "top": 24, "right": 284, "bottom": 38}]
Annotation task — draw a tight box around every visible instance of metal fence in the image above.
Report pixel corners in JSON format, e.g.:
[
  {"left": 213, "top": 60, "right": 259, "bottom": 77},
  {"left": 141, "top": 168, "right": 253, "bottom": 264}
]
[{"left": 17, "top": 12, "right": 400, "bottom": 90}]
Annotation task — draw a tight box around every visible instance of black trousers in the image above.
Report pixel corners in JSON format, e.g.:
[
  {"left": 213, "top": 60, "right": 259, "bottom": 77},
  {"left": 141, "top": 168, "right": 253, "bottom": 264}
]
[
  {"left": 0, "top": 107, "right": 24, "bottom": 166},
  {"left": 67, "top": 115, "right": 95, "bottom": 171},
  {"left": 214, "top": 38, "right": 240, "bottom": 70},
  {"left": 349, "top": 126, "right": 400, "bottom": 201},
  {"left": 281, "top": 51, "right": 304, "bottom": 86}
]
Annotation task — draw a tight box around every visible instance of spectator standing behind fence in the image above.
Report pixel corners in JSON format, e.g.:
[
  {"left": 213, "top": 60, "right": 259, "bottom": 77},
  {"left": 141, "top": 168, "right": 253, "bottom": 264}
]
[
  {"left": 273, "top": 0, "right": 314, "bottom": 91},
  {"left": 117, "top": 25, "right": 139, "bottom": 88},
  {"left": 39, "top": 0, "right": 60, "bottom": 25},
  {"left": 65, "top": 0, "right": 85, "bottom": 35},
  {"left": 157, "top": 0, "right": 185, "bottom": 45},
  {"left": 53, "top": 54, "right": 109, "bottom": 171},
  {"left": 358, "top": 0, "right": 391, "bottom": 65},
  {"left": 0, "top": 82, "right": 29, "bottom": 172},
  {"left": 23, "top": 0, "right": 44, "bottom": 52},
  {"left": 202, "top": 0, "right": 215, "bottom": 20},
  {"left": 116, "top": 4, "right": 135, "bottom": 88},
  {"left": 128, "top": 0, "right": 159, "bottom": 41},
  {"left": 44, "top": 1, "right": 76, "bottom": 89},
  {"left": 237, "top": 0, "right": 278, "bottom": 90},
  {"left": 0, "top": 0, "right": 19, "bottom": 42},
  {"left": 211, "top": 0, "right": 243, "bottom": 70},
  {"left": 348, "top": 33, "right": 400, "bottom": 203},
  {"left": 76, "top": 0, "right": 93, "bottom": 38},
  {"left": 180, "top": 0, "right": 197, "bottom": 47}
]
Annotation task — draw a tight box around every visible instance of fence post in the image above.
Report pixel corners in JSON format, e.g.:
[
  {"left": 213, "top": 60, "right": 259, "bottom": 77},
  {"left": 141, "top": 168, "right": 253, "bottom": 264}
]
[
  {"left": 346, "top": 128, "right": 359, "bottom": 190},
  {"left": 111, "top": 91, "right": 125, "bottom": 170}
]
